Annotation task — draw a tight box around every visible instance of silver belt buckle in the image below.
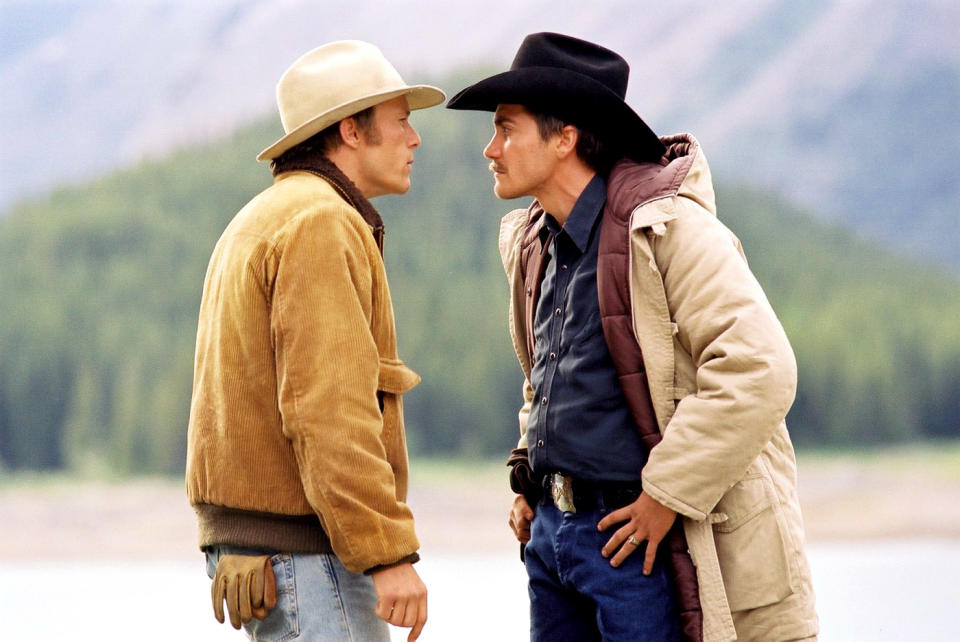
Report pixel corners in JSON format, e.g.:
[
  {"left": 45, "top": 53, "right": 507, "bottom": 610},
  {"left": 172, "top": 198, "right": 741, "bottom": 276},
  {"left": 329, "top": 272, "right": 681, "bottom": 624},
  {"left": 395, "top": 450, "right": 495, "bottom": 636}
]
[{"left": 551, "top": 473, "right": 576, "bottom": 513}]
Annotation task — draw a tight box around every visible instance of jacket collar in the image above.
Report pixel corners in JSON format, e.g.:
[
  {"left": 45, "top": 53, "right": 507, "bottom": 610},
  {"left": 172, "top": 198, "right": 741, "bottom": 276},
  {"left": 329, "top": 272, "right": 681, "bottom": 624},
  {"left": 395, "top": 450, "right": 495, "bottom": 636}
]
[
  {"left": 604, "top": 133, "right": 713, "bottom": 231},
  {"left": 272, "top": 154, "right": 385, "bottom": 254},
  {"left": 539, "top": 173, "right": 607, "bottom": 253}
]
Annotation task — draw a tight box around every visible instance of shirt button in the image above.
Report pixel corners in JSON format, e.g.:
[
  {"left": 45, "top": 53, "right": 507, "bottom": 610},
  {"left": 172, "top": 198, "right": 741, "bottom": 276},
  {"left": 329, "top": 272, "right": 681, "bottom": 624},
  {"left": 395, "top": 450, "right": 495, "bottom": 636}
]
[
  {"left": 549, "top": 352, "right": 557, "bottom": 360},
  {"left": 561, "top": 264, "right": 568, "bottom": 271},
  {"left": 555, "top": 307, "right": 562, "bottom": 316},
  {"left": 537, "top": 440, "right": 544, "bottom": 447},
  {"left": 541, "top": 396, "right": 548, "bottom": 405}
]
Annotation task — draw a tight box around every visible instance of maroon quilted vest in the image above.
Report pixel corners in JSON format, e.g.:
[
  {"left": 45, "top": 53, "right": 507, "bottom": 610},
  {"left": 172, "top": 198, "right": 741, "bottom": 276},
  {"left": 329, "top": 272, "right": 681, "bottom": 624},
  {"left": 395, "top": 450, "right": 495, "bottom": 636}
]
[{"left": 518, "top": 154, "right": 703, "bottom": 642}]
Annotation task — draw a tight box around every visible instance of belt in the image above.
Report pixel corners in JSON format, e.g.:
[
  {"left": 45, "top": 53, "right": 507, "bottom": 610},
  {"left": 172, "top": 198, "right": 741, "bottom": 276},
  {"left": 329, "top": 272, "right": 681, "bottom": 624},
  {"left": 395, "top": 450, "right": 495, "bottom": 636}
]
[{"left": 543, "top": 472, "right": 641, "bottom": 513}]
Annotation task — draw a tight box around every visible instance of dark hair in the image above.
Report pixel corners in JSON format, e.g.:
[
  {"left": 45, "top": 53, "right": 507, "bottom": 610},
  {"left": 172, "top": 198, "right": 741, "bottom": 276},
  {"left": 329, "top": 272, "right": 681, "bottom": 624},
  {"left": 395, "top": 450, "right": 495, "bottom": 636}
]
[
  {"left": 528, "top": 108, "right": 623, "bottom": 176},
  {"left": 271, "top": 106, "right": 379, "bottom": 174}
]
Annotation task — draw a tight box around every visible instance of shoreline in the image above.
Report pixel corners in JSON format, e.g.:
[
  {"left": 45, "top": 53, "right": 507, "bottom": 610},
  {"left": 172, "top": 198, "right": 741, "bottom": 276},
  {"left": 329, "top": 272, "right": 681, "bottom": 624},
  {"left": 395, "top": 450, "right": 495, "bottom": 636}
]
[{"left": 2, "top": 449, "right": 959, "bottom": 562}]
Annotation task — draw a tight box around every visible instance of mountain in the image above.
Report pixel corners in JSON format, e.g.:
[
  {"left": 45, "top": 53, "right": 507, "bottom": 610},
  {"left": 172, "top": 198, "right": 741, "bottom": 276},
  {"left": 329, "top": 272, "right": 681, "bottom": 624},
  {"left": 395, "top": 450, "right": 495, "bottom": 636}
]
[
  {"left": 2, "top": 0, "right": 959, "bottom": 266},
  {"left": 1, "top": 104, "right": 958, "bottom": 474}
]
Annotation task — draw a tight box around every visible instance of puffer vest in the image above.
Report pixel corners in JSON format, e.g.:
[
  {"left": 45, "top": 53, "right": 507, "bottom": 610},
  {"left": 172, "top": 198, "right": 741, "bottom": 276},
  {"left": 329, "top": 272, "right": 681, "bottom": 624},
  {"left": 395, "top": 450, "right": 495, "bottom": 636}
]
[{"left": 519, "top": 156, "right": 703, "bottom": 642}]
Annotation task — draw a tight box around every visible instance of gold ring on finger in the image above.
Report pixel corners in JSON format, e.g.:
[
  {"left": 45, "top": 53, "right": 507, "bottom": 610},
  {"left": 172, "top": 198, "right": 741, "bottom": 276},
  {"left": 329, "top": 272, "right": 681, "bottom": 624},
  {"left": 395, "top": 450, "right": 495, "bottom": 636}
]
[{"left": 627, "top": 535, "right": 641, "bottom": 546}]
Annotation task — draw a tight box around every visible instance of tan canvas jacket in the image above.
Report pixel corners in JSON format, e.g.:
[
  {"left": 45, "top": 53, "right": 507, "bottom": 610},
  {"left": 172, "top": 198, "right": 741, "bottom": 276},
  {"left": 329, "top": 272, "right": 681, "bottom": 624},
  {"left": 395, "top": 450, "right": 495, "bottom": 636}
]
[
  {"left": 186, "top": 171, "right": 420, "bottom": 573},
  {"left": 499, "top": 136, "right": 818, "bottom": 641}
]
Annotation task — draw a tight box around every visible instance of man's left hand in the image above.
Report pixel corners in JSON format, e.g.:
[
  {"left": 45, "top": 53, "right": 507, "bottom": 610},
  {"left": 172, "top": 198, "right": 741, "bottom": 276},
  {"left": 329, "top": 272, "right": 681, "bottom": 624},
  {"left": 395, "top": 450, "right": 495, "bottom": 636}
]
[{"left": 597, "top": 492, "right": 677, "bottom": 574}]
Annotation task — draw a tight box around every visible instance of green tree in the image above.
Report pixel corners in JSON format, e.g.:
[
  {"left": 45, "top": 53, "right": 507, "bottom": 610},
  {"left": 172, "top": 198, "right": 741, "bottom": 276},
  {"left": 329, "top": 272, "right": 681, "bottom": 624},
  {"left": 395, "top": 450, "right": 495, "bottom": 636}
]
[{"left": 1, "top": 82, "right": 958, "bottom": 475}]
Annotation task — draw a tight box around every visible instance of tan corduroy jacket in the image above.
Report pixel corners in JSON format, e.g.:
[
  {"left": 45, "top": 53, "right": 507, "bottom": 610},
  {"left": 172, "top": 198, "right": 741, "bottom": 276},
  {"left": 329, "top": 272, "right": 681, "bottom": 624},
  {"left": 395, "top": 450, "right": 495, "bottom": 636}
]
[
  {"left": 186, "top": 171, "right": 421, "bottom": 574},
  {"left": 499, "top": 136, "right": 818, "bottom": 641}
]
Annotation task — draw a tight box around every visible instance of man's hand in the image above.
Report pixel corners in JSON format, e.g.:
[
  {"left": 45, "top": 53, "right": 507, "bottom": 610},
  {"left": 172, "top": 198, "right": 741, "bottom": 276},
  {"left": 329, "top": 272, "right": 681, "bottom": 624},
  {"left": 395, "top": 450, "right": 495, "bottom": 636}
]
[
  {"left": 371, "top": 562, "right": 428, "bottom": 642},
  {"left": 509, "top": 494, "right": 535, "bottom": 543},
  {"left": 597, "top": 492, "right": 677, "bottom": 574},
  {"left": 211, "top": 554, "right": 277, "bottom": 629}
]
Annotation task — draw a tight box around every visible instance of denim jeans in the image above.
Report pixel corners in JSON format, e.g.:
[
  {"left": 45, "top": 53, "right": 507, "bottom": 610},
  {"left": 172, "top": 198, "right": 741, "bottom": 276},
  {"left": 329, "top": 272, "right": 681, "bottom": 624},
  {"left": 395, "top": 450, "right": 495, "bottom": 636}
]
[
  {"left": 205, "top": 545, "right": 389, "bottom": 641},
  {"left": 525, "top": 494, "right": 682, "bottom": 641}
]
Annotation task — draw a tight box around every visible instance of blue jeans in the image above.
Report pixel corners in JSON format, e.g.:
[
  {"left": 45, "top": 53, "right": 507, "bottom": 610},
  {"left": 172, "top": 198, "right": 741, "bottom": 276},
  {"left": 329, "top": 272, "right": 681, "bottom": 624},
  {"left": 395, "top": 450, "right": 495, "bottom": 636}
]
[
  {"left": 525, "top": 494, "right": 682, "bottom": 641},
  {"left": 205, "top": 545, "right": 389, "bottom": 642}
]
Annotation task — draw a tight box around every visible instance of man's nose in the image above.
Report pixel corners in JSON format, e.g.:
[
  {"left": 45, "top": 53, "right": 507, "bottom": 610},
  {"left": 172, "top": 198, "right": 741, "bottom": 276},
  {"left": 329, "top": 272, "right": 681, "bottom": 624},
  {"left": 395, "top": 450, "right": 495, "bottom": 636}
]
[{"left": 483, "top": 135, "right": 499, "bottom": 159}]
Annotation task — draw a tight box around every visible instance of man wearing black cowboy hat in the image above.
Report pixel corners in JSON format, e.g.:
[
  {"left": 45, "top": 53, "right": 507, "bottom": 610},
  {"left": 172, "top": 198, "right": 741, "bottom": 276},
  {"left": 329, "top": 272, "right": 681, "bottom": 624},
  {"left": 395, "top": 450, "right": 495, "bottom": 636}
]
[{"left": 448, "top": 32, "right": 818, "bottom": 641}]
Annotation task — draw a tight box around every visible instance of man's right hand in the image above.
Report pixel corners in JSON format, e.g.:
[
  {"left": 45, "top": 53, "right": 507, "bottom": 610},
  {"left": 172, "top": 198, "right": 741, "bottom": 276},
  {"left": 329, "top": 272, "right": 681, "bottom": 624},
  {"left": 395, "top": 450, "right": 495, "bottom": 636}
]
[
  {"left": 371, "top": 562, "right": 428, "bottom": 641},
  {"left": 509, "top": 494, "right": 535, "bottom": 544}
]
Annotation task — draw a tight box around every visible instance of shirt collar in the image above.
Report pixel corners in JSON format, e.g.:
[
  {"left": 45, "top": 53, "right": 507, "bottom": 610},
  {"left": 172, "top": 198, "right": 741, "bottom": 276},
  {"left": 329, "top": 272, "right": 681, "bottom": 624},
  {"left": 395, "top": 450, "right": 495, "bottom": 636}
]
[{"left": 540, "top": 174, "right": 607, "bottom": 253}]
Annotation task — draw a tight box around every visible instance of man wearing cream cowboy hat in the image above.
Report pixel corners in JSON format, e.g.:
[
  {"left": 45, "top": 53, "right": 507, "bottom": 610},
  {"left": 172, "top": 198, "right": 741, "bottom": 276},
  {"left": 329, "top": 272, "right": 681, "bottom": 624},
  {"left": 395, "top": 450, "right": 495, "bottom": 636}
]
[{"left": 186, "top": 41, "right": 444, "bottom": 641}]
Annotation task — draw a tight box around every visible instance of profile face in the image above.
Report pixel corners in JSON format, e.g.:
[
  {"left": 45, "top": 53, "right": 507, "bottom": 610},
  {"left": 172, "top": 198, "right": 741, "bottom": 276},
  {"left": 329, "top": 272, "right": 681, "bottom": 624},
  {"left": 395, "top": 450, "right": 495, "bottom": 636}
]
[
  {"left": 483, "top": 104, "right": 557, "bottom": 200},
  {"left": 356, "top": 95, "right": 422, "bottom": 198}
]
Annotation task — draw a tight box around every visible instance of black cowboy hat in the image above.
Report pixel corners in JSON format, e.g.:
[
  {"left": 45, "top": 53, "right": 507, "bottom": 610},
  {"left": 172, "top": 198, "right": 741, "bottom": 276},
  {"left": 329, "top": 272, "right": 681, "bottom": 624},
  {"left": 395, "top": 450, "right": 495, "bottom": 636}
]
[{"left": 446, "top": 32, "right": 665, "bottom": 161}]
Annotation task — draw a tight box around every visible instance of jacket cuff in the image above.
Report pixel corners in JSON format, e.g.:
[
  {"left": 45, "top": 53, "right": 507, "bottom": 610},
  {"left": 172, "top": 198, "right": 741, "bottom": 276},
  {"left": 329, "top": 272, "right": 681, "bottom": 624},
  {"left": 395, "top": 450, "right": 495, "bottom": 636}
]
[
  {"left": 363, "top": 552, "right": 420, "bottom": 575},
  {"left": 507, "top": 448, "right": 542, "bottom": 505},
  {"left": 641, "top": 473, "right": 708, "bottom": 521}
]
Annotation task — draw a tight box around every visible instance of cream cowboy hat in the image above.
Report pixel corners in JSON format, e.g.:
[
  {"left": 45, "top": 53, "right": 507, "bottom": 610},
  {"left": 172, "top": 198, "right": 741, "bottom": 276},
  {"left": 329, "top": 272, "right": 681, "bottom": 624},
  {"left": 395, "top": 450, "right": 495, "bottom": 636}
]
[{"left": 257, "top": 41, "right": 445, "bottom": 161}]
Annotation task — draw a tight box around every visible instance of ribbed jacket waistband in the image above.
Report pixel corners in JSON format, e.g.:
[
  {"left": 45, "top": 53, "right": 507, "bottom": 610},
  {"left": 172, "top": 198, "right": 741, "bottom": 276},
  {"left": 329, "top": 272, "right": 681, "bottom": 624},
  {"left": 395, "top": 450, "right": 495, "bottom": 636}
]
[{"left": 194, "top": 503, "right": 334, "bottom": 555}]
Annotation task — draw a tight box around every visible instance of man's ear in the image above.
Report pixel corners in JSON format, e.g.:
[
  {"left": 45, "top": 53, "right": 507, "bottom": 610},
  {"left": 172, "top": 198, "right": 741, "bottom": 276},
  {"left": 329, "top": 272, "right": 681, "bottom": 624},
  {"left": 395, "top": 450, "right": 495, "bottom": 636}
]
[
  {"left": 555, "top": 125, "right": 579, "bottom": 159},
  {"left": 339, "top": 117, "right": 362, "bottom": 149}
]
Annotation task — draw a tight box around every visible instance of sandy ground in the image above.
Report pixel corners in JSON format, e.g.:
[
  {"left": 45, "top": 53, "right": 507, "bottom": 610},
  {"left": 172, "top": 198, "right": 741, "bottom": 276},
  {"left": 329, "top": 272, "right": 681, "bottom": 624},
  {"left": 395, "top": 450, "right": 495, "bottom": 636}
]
[{"left": 1, "top": 451, "right": 959, "bottom": 562}]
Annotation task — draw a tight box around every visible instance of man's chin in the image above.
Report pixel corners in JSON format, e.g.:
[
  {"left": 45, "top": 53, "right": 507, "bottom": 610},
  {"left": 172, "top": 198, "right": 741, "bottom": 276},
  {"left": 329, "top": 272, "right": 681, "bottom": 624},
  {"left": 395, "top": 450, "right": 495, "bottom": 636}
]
[
  {"left": 493, "top": 181, "right": 515, "bottom": 200},
  {"left": 369, "top": 181, "right": 410, "bottom": 198}
]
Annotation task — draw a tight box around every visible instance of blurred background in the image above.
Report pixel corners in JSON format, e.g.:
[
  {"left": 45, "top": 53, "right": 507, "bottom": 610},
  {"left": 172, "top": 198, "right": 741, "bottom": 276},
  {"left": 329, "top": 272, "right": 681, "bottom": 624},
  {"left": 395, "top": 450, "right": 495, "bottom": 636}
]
[{"left": 1, "top": 1, "right": 958, "bottom": 640}]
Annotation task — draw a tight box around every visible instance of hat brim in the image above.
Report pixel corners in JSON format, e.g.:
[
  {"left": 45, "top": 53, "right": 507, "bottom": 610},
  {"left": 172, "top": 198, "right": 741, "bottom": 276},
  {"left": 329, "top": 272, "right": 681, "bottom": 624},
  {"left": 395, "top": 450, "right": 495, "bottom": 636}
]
[
  {"left": 257, "top": 84, "right": 445, "bottom": 162},
  {"left": 447, "top": 67, "right": 664, "bottom": 160}
]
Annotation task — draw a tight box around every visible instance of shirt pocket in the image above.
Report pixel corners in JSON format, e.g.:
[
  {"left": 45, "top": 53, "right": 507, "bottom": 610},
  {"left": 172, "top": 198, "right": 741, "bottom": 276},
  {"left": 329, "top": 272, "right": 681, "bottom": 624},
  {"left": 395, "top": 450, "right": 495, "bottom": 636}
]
[
  {"left": 710, "top": 473, "right": 795, "bottom": 612},
  {"left": 569, "top": 307, "right": 603, "bottom": 348}
]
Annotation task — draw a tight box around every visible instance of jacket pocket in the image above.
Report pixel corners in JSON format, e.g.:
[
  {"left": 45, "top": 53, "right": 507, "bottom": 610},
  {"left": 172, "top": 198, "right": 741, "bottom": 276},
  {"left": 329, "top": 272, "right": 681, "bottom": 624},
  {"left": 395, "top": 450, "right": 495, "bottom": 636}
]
[
  {"left": 377, "top": 358, "right": 420, "bottom": 442},
  {"left": 711, "top": 474, "right": 794, "bottom": 612},
  {"left": 377, "top": 358, "right": 421, "bottom": 395}
]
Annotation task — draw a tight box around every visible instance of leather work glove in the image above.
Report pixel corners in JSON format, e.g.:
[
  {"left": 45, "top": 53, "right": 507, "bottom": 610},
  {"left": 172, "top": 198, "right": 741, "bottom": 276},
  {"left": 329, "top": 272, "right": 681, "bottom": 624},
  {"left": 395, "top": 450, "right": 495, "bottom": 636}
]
[{"left": 211, "top": 554, "right": 278, "bottom": 629}]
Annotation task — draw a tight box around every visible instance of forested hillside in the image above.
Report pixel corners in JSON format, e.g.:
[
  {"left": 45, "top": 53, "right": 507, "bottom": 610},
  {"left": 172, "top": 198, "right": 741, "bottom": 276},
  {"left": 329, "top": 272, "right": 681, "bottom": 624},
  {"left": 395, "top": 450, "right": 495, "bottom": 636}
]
[
  {"left": 5, "top": 1, "right": 959, "bottom": 268},
  {"left": 1, "top": 107, "right": 958, "bottom": 475}
]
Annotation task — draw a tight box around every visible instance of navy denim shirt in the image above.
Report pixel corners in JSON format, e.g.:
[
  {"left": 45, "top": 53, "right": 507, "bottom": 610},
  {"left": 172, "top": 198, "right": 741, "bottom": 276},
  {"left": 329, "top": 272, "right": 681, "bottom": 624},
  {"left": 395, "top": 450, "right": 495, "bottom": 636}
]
[{"left": 527, "top": 175, "right": 648, "bottom": 482}]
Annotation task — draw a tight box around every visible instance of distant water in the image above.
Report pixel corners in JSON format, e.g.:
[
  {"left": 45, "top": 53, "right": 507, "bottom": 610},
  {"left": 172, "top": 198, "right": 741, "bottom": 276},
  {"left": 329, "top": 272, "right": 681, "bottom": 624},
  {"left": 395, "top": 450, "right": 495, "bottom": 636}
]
[{"left": 0, "top": 539, "right": 957, "bottom": 641}]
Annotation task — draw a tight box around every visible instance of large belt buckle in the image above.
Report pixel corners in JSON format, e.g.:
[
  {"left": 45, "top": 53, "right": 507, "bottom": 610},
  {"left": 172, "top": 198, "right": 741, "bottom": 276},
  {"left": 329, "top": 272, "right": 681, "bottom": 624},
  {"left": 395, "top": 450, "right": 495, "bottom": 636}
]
[{"left": 551, "top": 473, "right": 576, "bottom": 513}]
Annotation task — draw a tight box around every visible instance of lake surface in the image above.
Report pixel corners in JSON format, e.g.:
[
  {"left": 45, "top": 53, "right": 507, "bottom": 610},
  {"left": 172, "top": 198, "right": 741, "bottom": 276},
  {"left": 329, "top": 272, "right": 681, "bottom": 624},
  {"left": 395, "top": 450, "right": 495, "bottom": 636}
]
[{"left": 1, "top": 539, "right": 957, "bottom": 641}]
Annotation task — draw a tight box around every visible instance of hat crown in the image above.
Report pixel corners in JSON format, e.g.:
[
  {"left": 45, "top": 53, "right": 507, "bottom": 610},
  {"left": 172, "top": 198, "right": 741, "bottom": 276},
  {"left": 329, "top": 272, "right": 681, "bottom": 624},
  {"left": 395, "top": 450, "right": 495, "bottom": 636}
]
[
  {"left": 511, "top": 32, "right": 629, "bottom": 99},
  {"left": 276, "top": 40, "right": 406, "bottom": 134},
  {"left": 258, "top": 41, "right": 443, "bottom": 162},
  {"left": 445, "top": 32, "right": 664, "bottom": 161}
]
